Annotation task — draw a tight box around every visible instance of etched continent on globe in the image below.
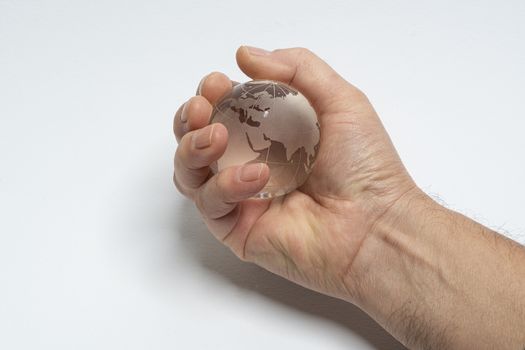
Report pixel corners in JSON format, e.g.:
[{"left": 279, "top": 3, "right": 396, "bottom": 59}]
[{"left": 210, "top": 80, "right": 321, "bottom": 198}]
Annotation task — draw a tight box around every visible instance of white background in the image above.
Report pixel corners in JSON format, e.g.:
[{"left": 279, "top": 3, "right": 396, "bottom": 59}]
[{"left": 1, "top": 1, "right": 524, "bottom": 349}]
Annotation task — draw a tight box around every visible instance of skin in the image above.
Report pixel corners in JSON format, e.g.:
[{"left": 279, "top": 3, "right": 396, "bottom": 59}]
[{"left": 173, "top": 46, "right": 525, "bottom": 349}]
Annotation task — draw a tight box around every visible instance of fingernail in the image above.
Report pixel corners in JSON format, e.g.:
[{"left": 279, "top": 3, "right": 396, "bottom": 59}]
[
  {"left": 239, "top": 163, "right": 263, "bottom": 182},
  {"left": 192, "top": 125, "right": 214, "bottom": 149},
  {"left": 245, "top": 45, "right": 271, "bottom": 56},
  {"left": 180, "top": 102, "right": 188, "bottom": 123}
]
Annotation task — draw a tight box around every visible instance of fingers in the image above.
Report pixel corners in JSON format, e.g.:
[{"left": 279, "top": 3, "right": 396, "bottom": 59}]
[
  {"left": 174, "top": 72, "right": 234, "bottom": 143},
  {"left": 195, "top": 163, "right": 270, "bottom": 240},
  {"left": 198, "top": 72, "right": 234, "bottom": 105},
  {"left": 174, "top": 123, "right": 228, "bottom": 196},
  {"left": 236, "top": 46, "right": 366, "bottom": 115},
  {"left": 173, "top": 71, "right": 236, "bottom": 198},
  {"left": 173, "top": 95, "right": 212, "bottom": 142}
]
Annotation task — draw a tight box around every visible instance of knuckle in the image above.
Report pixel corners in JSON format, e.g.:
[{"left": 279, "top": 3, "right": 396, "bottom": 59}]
[
  {"left": 295, "top": 46, "right": 312, "bottom": 55},
  {"left": 175, "top": 136, "right": 195, "bottom": 168},
  {"left": 348, "top": 86, "right": 371, "bottom": 106},
  {"left": 173, "top": 172, "right": 192, "bottom": 198},
  {"left": 179, "top": 130, "right": 193, "bottom": 148},
  {"left": 333, "top": 83, "right": 370, "bottom": 111},
  {"left": 273, "top": 47, "right": 314, "bottom": 64},
  {"left": 277, "top": 46, "right": 312, "bottom": 56},
  {"left": 196, "top": 182, "right": 224, "bottom": 219},
  {"left": 292, "top": 47, "right": 314, "bottom": 61},
  {"left": 175, "top": 135, "right": 189, "bottom": 159},
  {"left": 351, "top": 85, "right": 368, "bottom": 99},
  {"left": 177, "top": 129, "right": 218, "bottom": 171},
  {"left": 186, "top": 139, "right": 207, "bottom": 166}
]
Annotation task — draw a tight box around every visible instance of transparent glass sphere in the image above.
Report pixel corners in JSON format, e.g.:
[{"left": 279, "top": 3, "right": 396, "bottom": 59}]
[{"left": 210, "top": 80, "right": 321, "bottom": 198}]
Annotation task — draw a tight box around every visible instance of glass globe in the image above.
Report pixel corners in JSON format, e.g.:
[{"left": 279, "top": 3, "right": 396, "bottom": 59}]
[{"left": 210, "top": 80, "right": 320, "bottom": 198}]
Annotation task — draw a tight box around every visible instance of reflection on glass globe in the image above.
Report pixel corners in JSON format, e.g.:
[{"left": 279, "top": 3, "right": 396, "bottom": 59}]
[{"left": 210, "top": 80, "right": 321, "bottom": 198}]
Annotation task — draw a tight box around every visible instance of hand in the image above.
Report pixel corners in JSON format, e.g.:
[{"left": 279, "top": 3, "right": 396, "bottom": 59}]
[
  {"left": 173, "top": 46, "right": 416, "bottom": 301},
  {"left": 174, "top": 47, "right": 525, "bottom": 349}
]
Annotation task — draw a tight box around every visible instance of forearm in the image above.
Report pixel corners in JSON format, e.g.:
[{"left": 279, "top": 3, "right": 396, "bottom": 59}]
[{"left": 347, "top": 190, "right": 525, "bottom": 349}]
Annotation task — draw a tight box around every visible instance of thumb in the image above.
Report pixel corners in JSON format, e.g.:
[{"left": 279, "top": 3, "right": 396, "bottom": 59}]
[{"left": 236, "top": 46, "right": 364, "bottom": 115}]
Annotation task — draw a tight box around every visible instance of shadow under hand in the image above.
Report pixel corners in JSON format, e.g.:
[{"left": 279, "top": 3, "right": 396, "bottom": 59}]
[{"left": 175, "top": 199, "right": 406, "bottom": 350}]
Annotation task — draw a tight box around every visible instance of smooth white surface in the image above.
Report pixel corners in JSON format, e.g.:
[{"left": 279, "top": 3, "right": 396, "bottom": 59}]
[{"left": 1, "top": 1, "right": 524, "bottom": 349}]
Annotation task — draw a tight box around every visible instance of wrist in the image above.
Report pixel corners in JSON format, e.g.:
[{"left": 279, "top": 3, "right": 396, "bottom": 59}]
[
  {"left": 343, "top": 187, "right": 525, "bottom": 349},
  {"left": 344, "top": 187, "right": 442, "bottom": 301},
  {"left": 343, "top": 188, "right": 457, "bottom": 344}
]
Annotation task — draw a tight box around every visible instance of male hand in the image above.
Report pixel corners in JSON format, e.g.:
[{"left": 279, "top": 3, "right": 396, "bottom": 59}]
[
  {"left": 173, "top": 46, "right": 416, "bottom": 300},
  {"left": 174, "top": 46, "right": 525, "bottom": 350}
]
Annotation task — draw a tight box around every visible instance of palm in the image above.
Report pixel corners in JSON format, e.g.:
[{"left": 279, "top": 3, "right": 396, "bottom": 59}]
[{"left": 229, "top": 105, "right": 391, "bottom": 297}]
